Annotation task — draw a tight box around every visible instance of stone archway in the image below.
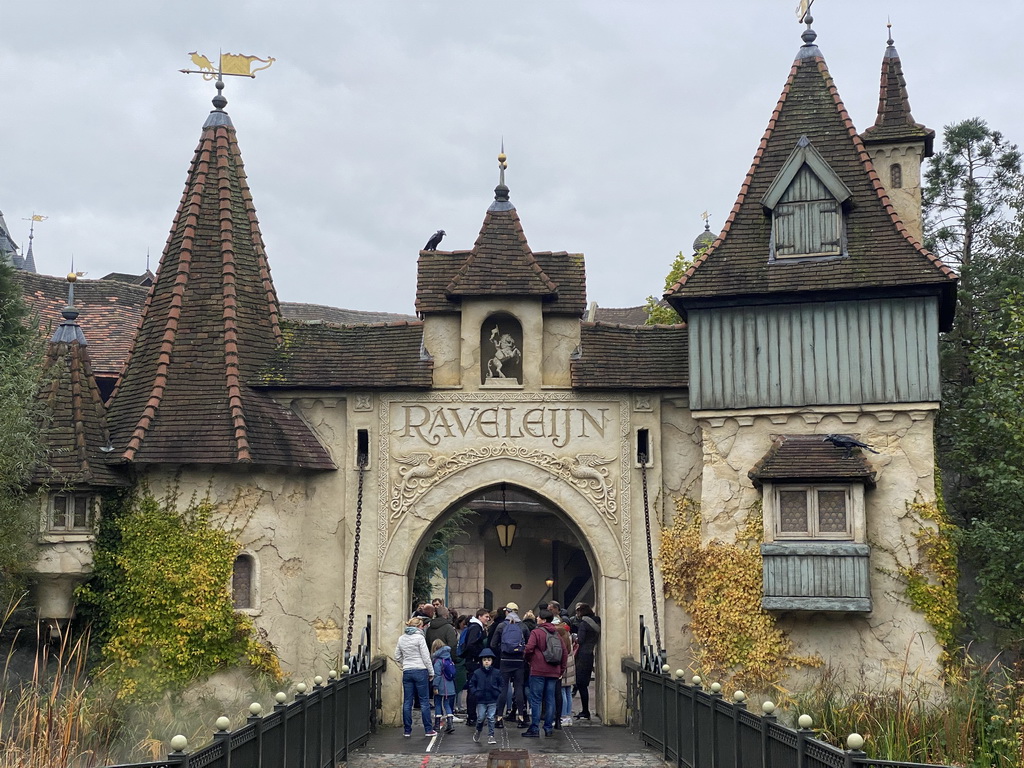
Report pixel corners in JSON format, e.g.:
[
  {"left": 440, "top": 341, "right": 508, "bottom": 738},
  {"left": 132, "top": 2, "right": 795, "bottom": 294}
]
[{"left": 377, "top": 456, "right": 631, "bottom": 724}]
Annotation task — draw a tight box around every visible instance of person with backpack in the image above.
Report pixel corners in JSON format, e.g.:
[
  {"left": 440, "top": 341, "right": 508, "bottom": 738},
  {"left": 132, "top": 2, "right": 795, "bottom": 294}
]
[
  {"left": 461, "top": 608, "right": 491, "bottom": 727},
  {"left": 490, "top": 602, "right": 528, "bottom": 729},
  {"left": 453, "top": 615, "right": 469, "bottom": 713},
  {"left": 430, "top": 639, "right": 457, "bottom": 734},
  {"left": 521, "top": 608, "right": 567, "bottom": 737},
  {"left": 574, "top": 602, "right": 601, "bottom": 721},
  {"left": 467, "top": 648, "right": 503, "bottom": 745}
]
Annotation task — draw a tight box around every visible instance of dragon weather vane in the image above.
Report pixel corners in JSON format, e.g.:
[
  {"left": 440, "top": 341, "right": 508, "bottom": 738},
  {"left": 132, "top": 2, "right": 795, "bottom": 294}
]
[{"left": 180, "top": 51, "right": 275, "bottom": 80}]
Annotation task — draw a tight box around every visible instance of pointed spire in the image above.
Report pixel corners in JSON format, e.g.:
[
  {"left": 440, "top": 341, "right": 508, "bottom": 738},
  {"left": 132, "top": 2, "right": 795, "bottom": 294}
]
[
  {"left": 32, "top": 270, "right": 124, "bottom": 487},
  {"left": 666, "top": 18, "right": 954, "bottom": 316},
  {"left": 491, "top": 141, "right": 513, "bottom": 212},
  {"left": 860, "top": 22, "right": 934, "bottom": 148},
  {"left": 105, "top": 88, "right": 332, "bottom": 468},
  {"left": 445, "top": 147, "right": 557, "bottom": 300}
]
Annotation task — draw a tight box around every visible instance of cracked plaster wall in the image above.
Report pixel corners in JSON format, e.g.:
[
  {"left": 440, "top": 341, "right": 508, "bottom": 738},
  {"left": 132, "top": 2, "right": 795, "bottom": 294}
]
[{"left": 675, "top": 404, "right": 944, "bottom": 689}]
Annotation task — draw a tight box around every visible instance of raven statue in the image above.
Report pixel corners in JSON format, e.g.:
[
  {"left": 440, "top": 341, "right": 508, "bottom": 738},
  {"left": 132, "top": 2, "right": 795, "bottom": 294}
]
[
  {"left": 424, "top": 229, "right": 446, "bottom": 251},
  {"left": 823, "top": 434, "right": 880, "bottom": 458}
]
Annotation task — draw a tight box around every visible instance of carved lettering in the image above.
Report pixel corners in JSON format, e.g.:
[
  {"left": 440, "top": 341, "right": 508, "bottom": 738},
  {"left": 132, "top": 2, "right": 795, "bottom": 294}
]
[{"left": 395, "top": 403, "right": 615, "bottom": 447}]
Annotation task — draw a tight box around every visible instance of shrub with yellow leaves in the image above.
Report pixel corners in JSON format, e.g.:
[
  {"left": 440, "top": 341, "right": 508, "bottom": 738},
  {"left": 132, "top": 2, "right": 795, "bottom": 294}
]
[{"left": 657, "top": 496, "right": 820, "bottom": 690}]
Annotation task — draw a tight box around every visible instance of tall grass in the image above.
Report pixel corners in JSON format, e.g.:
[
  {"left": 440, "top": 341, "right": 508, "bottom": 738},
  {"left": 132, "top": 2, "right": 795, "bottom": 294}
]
[
  {"left": 0, "top": 600, "right": 282, "bottom": 767},
  {"left": 784, "top": 652, "right": 1024, "bottom": 767}
]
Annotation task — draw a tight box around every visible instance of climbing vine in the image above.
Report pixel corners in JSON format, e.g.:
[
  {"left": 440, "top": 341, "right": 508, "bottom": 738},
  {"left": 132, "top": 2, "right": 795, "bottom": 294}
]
[
  {"left": 657, "top": 496, "right": 820, "bottom": 690},
  {"left": 77, "top": 485, "right": 280, "bottom": 703},
  {"left": 896, "top": 494, "right": 959, "bottom": 660}
]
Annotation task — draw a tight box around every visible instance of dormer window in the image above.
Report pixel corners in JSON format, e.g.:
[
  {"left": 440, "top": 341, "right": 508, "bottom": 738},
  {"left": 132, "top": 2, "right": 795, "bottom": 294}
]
[{"left": 762, "top": 136, "right": 852, "bottom": 261}]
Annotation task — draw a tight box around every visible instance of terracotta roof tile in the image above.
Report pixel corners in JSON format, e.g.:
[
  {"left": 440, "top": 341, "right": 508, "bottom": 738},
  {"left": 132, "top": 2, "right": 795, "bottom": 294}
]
[
  {"left": 104, "top": 108, "right": 333, "bottom": 470},
  {"left": 257, "top": 320, "right": 433, "bottom": 389},
  {"left": 749, "top": 434, "right": 876, "bottom": 486},
  {"left": 668, "top": 43, "right": 955, "bottom": 323},
  {"left": 33, "top": 310, "right": 127, "bottom": 487},
  {"left": 15, "top": 272, "right": 148, "bottom": 378},
  {"left": 571, "top": 321, "right": 688, "bottom": 389}
]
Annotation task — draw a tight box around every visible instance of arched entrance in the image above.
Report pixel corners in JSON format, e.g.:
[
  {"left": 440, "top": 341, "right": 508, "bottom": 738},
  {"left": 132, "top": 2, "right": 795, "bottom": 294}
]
[
  {"left": 409, "top": 484, "right": 596, "bottom": 619},
  {"left": 377, "top": 457, "right": 631, "bottom": 725}
]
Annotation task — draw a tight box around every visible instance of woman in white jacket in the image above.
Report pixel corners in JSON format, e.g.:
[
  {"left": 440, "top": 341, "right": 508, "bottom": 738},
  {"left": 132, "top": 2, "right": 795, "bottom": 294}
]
[{"left": 395, "top": 617, "right": 437, "bottom": 737}]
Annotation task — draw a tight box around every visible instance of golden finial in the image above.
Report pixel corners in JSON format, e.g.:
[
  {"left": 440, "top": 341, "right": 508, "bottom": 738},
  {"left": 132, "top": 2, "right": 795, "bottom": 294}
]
[{"left": 66, "top": 272, "right": 77, "bottom": 283}]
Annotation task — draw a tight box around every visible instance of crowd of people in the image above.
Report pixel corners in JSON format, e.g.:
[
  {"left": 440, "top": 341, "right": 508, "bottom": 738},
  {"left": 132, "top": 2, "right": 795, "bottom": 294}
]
[{"left": 393, "top": 597, "right": 602, "bottom": 741}]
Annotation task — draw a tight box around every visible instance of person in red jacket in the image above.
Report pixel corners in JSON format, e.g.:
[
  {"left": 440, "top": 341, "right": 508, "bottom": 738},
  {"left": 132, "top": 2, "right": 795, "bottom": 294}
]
[{"left": 520, "top": 608, "right": 567, "bottom": 737}]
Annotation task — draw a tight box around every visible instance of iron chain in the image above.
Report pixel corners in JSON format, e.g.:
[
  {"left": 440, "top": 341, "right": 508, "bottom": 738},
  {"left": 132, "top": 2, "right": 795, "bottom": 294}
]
[
  {"left": 640, "top": 460, "right": 663, "bottom": 655},
  {"left": 345, "top": 460, "right": 366, "bottom": 659}
]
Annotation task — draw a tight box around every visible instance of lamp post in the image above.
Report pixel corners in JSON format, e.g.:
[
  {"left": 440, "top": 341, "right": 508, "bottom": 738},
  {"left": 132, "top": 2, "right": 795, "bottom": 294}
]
[{"left": 494, "top": 482, "right": 517, "bottom": 552}]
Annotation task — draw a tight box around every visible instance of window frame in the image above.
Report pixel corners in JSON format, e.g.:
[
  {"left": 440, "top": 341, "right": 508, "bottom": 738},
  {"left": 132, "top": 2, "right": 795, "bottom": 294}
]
[
  {"left": 762, "top": 481, "right": 866, "bottom": 544},
  {"left": 48, "top": 493, "right": 96, "bottom": 533},
  {"left": 231, "top": 551, "right": 261, "bottom": 615}
]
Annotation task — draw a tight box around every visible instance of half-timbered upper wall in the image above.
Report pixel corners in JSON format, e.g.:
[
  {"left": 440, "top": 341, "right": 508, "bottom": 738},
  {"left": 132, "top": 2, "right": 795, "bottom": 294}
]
[{"left": 688, "top": 296, "right": 940, "bottom": 411}]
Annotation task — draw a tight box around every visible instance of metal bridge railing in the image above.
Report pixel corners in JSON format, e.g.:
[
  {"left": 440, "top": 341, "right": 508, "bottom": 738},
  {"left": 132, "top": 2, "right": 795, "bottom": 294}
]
[
  {"left": 103, "top": 616, "right": 384, "bottom": 768},
  {"left": 622, "top": 615, "right": 955, "bottom": 768}
]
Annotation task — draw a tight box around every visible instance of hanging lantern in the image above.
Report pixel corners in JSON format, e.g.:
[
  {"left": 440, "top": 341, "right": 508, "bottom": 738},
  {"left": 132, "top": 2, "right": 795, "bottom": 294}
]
[{"left": 494, "top": 482, "right": 517, "bottom": 552}]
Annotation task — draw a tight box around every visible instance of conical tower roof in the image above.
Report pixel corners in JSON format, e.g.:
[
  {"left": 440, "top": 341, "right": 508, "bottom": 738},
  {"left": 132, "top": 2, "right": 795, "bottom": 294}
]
[
  {"left": 106, "top": 83, "right": 333, "bottom": 468},
  {"left": 667, "top": 21, "right": 955, "bottom": 326},
  {"left": 33, "top": 275, "right": 125, "bottom": 487},
  {"left": 860, "top": 28, "right": 934, "bottom": 150},
  {"left": 445, "top": 157, "right": 558, "bottom": 300}
]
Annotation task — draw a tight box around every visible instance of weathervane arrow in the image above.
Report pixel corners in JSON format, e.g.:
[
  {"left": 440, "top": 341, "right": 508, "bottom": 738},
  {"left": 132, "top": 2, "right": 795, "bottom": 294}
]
[{"left": 180, "top": 51, "right": 276, "bottom": 80}]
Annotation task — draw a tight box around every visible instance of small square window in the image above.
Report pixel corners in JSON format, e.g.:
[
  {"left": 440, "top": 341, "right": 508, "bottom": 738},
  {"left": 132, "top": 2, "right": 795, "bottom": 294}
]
[
  {"left": 773, "top": 486, "right": 850, "bottom": 540},
  {"left": 49, "top": 494, "right": 94, "bottom": 532}
]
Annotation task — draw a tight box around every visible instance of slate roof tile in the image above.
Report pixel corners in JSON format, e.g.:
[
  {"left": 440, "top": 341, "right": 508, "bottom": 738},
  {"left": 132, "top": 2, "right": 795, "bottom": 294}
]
[
  {"left": 749, "top": 434, "right": 876, "bottom": 486},
  {"left": 860, "top": 39, "right": 934, "bottom": 147},
  {"left": 571, "top": 322, "right": 688, "bottom": 389},
  {"left": 104, "top": 107, "right": 334, "bottom": 470},
  {"left": 257, "top": 320, "right": 433, "bottom": 389},
  {"left": 668, "top": 40, "right": 955, "bottom": 320}
]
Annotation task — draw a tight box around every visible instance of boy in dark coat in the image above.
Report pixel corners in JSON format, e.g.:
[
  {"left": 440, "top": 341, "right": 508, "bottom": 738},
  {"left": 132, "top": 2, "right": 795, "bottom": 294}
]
[{"left": 467, "top": 648, "right": 503, "bottom": 744}]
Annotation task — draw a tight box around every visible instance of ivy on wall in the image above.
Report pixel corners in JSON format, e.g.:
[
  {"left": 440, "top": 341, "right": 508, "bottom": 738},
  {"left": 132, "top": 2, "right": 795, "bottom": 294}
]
[
  {"left": 657, "top": 496, "right": 820, "bottom": 690},
  {"left": 896, "top": 494, "right": 959, "bottom": 659},
  {"left": 77, "top": 485, "right": 280, "bottom": 702}
]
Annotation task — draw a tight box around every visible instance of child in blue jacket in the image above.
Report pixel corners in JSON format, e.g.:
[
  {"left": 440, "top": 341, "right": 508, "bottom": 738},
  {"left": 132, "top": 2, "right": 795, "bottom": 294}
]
[
  {"left": 431, "top": 639, "right": 457, "bottom": 734},
  {"left": 467, "top": 648, "right": 503, "bottom": 744}
]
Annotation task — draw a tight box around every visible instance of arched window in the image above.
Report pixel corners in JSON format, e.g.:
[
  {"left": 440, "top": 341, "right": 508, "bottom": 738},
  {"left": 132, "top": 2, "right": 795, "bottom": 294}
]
[
  {"left": 232, "top": 554, "right": 255, "bottom": 610},
  {"left": 890, "top": 163, "right": 903, "bottom": 189},
  {"left": 481, "top": 313, "right": 523, "bottom": 385}
]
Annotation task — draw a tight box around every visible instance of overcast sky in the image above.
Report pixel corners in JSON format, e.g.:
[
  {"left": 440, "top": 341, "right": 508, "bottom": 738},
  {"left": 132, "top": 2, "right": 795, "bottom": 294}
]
[{"left": 2, "top": 1, "right": 1021, "bottom": 314}]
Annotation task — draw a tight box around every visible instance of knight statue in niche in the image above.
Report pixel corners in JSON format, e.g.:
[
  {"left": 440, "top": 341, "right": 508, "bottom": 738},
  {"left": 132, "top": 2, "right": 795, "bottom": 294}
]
[{"left": 483, "top": 320, "right": 523, "bottom": 384}]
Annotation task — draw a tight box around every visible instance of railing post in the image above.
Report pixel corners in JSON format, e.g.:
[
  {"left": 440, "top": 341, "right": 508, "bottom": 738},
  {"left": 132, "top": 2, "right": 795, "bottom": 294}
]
[
  {"left": 709, "top": 683, "right": 723, "bottom": 768},
  {"left": 326, "top": 669, "right": 339, "bottom": 763},
  {"left": 844, "top": 733, "right": 866, "bottom": 768},
  {"left": 661, "top": 663, "right": 670, "bottom": 762},
  {"left": 213, "top": 717, "right": 232, "bottom": 768},
  {"left": 796, "top": 714, "right": 814, "bottom": 768},
  {"left": 690, "top": 676, "right": 702, "bottom": 768},
  {"left": 167, "top": 735, "right": 189, "bottom": 767},
  {"left": 247, "top": 703, "right": 264, "bottom": 768},
  {"left": 343, "top": 663, "right": 352, "bottom": 756},
  {"left": 760, "top": 701, "right": 776, "bottom": 768},
  {"left": 732, "top": 691, "right": 747, "bottom": 768},
  {"left": 273, "top": 692, "right": 289, "bottom": 768},
  {"left": 294, "top": 683, "right": 308, "bottom": 768},
  {"left": 313, "top": 675, "right": 325, "bottom": 768}
]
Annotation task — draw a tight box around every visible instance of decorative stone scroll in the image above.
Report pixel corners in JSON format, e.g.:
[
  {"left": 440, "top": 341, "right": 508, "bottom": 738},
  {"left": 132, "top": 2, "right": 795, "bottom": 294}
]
[
  {"left": 377, "top": 393, "right": 632, "bottom": 567},
  {"left": 389, "top": 444, "right": 618, "bottom": 523}
]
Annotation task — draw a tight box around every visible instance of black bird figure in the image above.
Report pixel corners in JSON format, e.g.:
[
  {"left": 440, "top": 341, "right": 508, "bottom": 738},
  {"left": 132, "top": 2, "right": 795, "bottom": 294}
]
[
  {"left": 424, "top": 229, "right": 446, "bottom": 251},
  {"left": 822, "top": 434, "right": 880, "bottom": 458}
]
